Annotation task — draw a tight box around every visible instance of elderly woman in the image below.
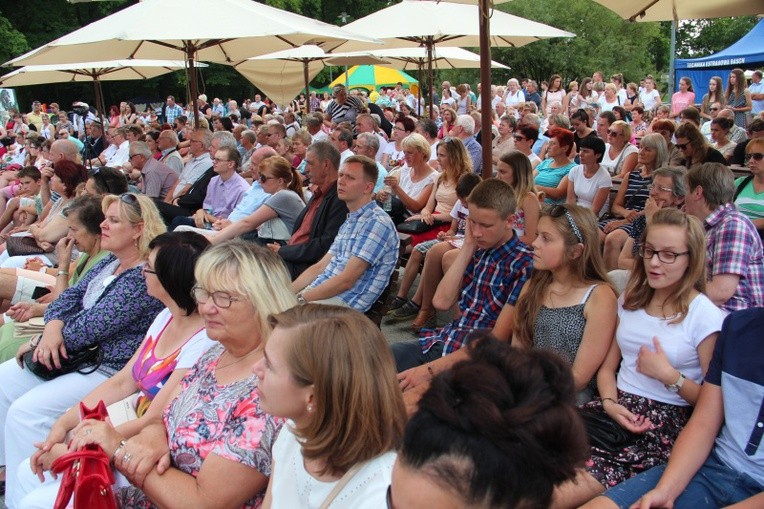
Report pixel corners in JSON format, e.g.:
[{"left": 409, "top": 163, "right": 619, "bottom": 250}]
[
  {"left": 378, "top": 133, "right": 437, "bottom": 225},
  {"left": 602, "top": 120, "right": 639, "bottom": 178},
  {"left": 381, "top": 115, "right": 416, "bottom": 171},
  {"left": 88, "top": 241, "right": 295, "bottom": 508},
  {"left": 0, "top": 193, "right": 166, "bottom": 502},
  {"left": 0, "top": 196, "right": 109, "bottom": 363},
  {"left": 674, "top": 122, "right": 727, "bottom": 170},
  {"left": 0, "top": 160, "right": 88, "bottom": 269},
  {"left": 491, "top": 115, "right": 515, "bottom": 172},
  {"left": 256, "top": 305, "right": 405, "bottom": 507},
  {"left": 13, "top": 232, "right": 215, "bottom": 508},
  {"left": 601, "top": 133, "right": 667, "bottom": 269}
]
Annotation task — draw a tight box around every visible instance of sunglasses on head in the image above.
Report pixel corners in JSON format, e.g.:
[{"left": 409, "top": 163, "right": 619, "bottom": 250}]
[{"left": 549, "top": 205, "right": 583, "bottom": 243}]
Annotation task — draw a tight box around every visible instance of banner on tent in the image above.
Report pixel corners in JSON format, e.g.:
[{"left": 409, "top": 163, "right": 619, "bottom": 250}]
[{"left": 686, "top": 58, "right": 748, "bottom": 69}]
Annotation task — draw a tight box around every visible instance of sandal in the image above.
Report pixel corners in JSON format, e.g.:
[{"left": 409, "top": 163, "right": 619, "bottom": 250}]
[{"left": 411, "top": 310, "right": 436, "bottom": 332}]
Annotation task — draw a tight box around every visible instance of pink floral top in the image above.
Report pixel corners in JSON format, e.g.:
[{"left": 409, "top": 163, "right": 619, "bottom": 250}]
[{"left": 116, "top": 344, "right": 283, "bottom": 508}]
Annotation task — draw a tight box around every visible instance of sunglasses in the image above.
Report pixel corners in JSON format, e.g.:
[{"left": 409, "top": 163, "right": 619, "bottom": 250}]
[
  {"left": 607, "top": 129, "right": 620, "bottom": 137},
  {"left": 259, "top": 174, "right": 278, "bottom": 183},
  {"left": 513, "top": 134, "right": 527, "bottom": 141},
  {"left": 746, "top": 152, "right": 764, "bottom": 162},
  {"left": 119, "top": 193, "right": 142, "bottom": 214},
  {"left": 675, "top": 143, "right": 690, "bottom": 150}
]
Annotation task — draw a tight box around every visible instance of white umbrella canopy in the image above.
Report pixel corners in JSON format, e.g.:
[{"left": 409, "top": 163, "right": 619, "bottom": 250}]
[
  {"left": 592, "top": 0, "right": 763, "bottom": 22},
  {"left": 0, "top": 60, "right": 204, "bottom": 87},
  {"left": 4, "top": 0, "right": 381, "bottom": 121},
  {"left": 236, "top": 45, "right": 391, "bottom": 109},
  {"left": 327, "top": 47, "right": 509, "bottom": 71},
  {"left": 0, "top": 59, "right": 207, "bottom": 121}
]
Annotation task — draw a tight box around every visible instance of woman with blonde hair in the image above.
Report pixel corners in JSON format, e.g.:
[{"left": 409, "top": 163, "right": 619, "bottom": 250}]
[
  {"left": 513, "top": 204, "right": 617, "bottom": 404},
  {"left": 557, "top": 208, "right": 725, "bottom": 505},
  {"left": 256, "top": 305, "right": 406, "bottom": 508},
  {"left": 725, "top": 68, "right": 752, "bottom": 128},
  {"left": 602, "top": 120, "right": 638, "bottom": 178},
  {"left": 497, "top": 150, "right": 539, "bottom": 245},
  {"left": 400, "top": 137, "right": 471, "bottom": 245},
  {"left": 72, "top": 241, "right": 296, "bottom": 508}
]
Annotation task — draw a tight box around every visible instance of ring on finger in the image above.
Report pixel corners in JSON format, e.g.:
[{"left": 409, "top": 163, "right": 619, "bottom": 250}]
[
  {"left": 84, "top": 429, "right": 92, "bottom": 436},
  {"left": 123, "top": 452, "right": 132, "bottom": 463}
]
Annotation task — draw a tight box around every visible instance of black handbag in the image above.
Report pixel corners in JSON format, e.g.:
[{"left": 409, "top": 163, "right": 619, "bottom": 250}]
[
  {"left": 579, "top": 409, "right": 638, "bottom": 451},
  {"left": 396, "top": 218, "right": 450, "bottom": 235},
  {"left": 23, "top": 343, "right": 103, "bottom": 381}
]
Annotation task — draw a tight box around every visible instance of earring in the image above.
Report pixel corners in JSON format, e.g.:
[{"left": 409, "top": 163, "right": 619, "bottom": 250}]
[{"left": 307, "top": 404, "right": 314, "bottom": 413}]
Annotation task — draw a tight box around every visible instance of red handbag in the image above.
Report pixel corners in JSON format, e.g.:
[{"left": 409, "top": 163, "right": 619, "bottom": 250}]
[{"left": 50, "top": 401, "right": 117, "bottom": 509}]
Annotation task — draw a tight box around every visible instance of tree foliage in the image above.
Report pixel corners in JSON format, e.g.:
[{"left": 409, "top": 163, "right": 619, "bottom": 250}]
[{"left": 675, "top": 16, "right": 759, "bottom": 58}]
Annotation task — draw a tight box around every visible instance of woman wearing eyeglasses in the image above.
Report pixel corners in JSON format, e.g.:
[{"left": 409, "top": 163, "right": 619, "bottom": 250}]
[
  {"left": 193, "top": 156, "right": 306, "bottom": 246},
  {"left": 0, "top": 193, "right": 166, "bottom": 502},
  {"left": 557, "top": 208, "right": 725, "bottom": 506},
  {"left": 15, "top": 232, "right": 214, "bottom": 508},
  {"left": 734, "top": 138, "right": 764, "bottom": 237},
  {"left": 108, "top": 241, "right": 293, "bottom": 508}
]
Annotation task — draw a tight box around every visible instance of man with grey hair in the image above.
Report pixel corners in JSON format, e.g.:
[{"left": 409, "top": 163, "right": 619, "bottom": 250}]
[
  {"left": 330, "top": 127, "right": 354, "bottom": 164},
  {"left": 129, "top": 141, "right": 177, "bottom": 200},
  {"left": 104, "top": 127, "right": 130, "bottom": 168},
  {"left": 325, "top": 84, "right": 364, "bottom": 126},
  {"left": 717, "top": 109, "right": 748, "bottom": 144},
  {"left": 684, "top": 162, "right": 764, "bottom": 312},
  {"left": 305, "top": 113, "right": 328, "bottom": 143},
  {"left": 157, "top": 129, "right": 183, "bottom": 175},
  {"left": 165, "top": 128, "right": 213, "bottom": 202},
  {"left": 451, "top": 114, "right": 482, "bottom": 174},
  {"left": 353, "top": 132, "right": 388, "bottom": 192},
  {"left": 525, "top": 80, "right": 541, "bottom": 110},
  {"left": 239, "top": 129, "right": 257, "bottom": 163},
  {"left": 268, "top": 141, "right": 349, "bottom": 279},
  {"left": 356, "top": 113, "right": 386, "bottom": 162}
]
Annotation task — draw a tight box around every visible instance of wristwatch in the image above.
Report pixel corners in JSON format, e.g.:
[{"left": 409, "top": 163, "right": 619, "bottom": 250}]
[
  {"left": 296, "top": 293, "right": 307, "bottom": 305},
  {"left": 665, "top": 373, "right": 686, "bottom": 393}
]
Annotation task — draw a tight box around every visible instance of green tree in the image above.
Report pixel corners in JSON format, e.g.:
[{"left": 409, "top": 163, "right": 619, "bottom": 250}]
[
  {"left": 0, "top": 11, "right": 29, "bottom": 66},
  {"left": 675, "top": 17, "right": 759, "bottom": 58}
]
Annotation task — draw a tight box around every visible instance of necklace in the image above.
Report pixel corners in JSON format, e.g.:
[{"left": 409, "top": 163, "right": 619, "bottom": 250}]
[{"left": 217, "top": 346, "right": 263, "bottom": 370}]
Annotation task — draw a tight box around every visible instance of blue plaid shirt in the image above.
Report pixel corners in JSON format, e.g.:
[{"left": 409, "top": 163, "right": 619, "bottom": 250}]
[
  {"left": 420, "top": 234, "right": 533, "bottom": 355},
  {"left": 307, "top": 200, "right": 399, "bottom": 311}
]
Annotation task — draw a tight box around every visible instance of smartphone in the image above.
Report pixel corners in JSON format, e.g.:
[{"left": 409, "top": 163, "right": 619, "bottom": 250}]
[{"left": 31, "top": 286, "right": 52, "bottom": 300}]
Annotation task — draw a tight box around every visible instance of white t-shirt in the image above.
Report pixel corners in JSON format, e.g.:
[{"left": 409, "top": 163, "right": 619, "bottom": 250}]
[
  {"left": 504, "top": 89, "right": 525, "bottom": 107},
  {"left": 639, "top": 89, "right": 661, "bottom": 111},
  {"left": 616, "top": 293, "right": 724, "bottom": 406},
  {"left": 384, "top": 142, "right": 406, "bottom": 170},
  {"left": 269, "top": 426, "right": 396, "bottom": 509},
  {"left": 601, "top": 143, "right": 638, "bottom": 176},
  {"left": 397, "top": 166, "right": 437, "bottom": 215},
  {"left": 567, "top": 164, "right": 612, "bottom": 217}
]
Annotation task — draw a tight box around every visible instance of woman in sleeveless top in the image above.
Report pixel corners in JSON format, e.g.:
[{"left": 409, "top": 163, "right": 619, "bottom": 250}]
[
  {"left": 725, "top": 68, "right": 752, "bottom": 128},
  {"left": 513, "top": 204, "right": 617, "bottom": 405}
]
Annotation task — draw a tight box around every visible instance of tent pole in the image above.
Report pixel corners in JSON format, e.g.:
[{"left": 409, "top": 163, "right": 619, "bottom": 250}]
[
  {"left": 427, "top": 39, "right": 435, "bottom": 120},
  {"left": 187, "top": 44, "right": 200, "bottom": 127},
  {"left": 669, "top": 20, "right": 677, "bottom": 95},
  {"left": 304, "top": 60, "right": 311, "bottom": 113},
  {"left": 479, "top": 0, "right": 492, "bottom": 179}
]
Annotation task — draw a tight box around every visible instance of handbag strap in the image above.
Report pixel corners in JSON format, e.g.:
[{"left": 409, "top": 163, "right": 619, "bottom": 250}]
[{"left": 317, "top": 461, "right": 366, "bottom": 509}]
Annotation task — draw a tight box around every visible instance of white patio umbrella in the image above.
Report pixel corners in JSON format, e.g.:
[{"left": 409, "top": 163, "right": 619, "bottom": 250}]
[
  {"left": 4, "top": 0, "right": 381, "bottom": 122},
  {"left": 0, "top": 60, "right": 207, "bottom": 121},
  {"left": 236, "top": 45, "right": 390, "bottom": 110},
  {"left": 340, "top": 0, "right": 574, "bottom": 176},
  {"left": 592, "top": 0, "right": 763, "bottom": 22}
]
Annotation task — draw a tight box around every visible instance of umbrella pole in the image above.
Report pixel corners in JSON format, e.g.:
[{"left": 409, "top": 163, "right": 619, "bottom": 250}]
[
  {"left": 92, "top": 75, "right": 103, "bottom": 124},
  {"left": 304, "top": 60, "right": 311, "bottom": 113},
  {"left": 187, "top": 44, "right": 201, "bottom": 127},
  {"left": 417, "top": 65, "right": 422, "bottom": 115},
  {"left": 427, "top": 39, "right": 434, "bottom": 120},
  {"left": 479, "top": 0, "right": 492, "bottom": 179}
]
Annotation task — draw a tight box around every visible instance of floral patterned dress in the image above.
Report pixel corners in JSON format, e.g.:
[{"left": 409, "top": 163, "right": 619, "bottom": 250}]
[{"left": 116, "top": 344, "right": 283, "bottom": 508}]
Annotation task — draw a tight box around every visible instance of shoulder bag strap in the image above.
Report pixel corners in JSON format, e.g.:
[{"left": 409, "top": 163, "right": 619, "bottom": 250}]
[
  {"left": 317, "top": 461, "right": 366, "bottom": 509},
  {"left": 734, "top": 175, "right": 754, "bottom": 201}
]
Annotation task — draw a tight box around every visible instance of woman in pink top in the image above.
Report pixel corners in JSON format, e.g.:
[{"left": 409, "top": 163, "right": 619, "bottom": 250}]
[{"left": 671, "top": 77, "right": 696, "bottom": 118}]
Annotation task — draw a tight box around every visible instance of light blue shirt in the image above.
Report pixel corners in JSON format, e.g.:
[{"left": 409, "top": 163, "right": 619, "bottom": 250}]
[
  {"left": 750, "top": 81, "right": 764, "bottom": 114},
  {"left": 228, "top": 181, "right": 271, "bottom": 222}
]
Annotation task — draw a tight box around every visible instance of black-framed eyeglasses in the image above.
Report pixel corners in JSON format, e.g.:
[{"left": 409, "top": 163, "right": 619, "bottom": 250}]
[
  {"left": 191, "top": 286, "right": 242, "bottom": 308},
  {"left": 638, "top": 246, "right": 690, "bottom": 264},
  {"left": 550, "top": 205, "right": 584, "bottom": 243},
  {"left": 128, "top": 153, "right": 141, "bottom": 160},
  {"left": 513, "top": 134, "right": 527, "bottom": 141},
  {"left": 647, "top": 184, "right": 674, "bottom": 194},
  {"left": 675, "top": 143, "right": 690, "bottom": 150},
  {"left": 119, "top": 193, "right": 142, "bottom": 214},
  {"left": 709, "top": 107, "right": 720, "bottom": 111},
  {"left": 259, "top": 174, "right": 278, "bottom": 183},
  {"left": 745, "top": 152, "right": 764, "bottom": 163},
  {"left": 386, "top": 485, "right": 393, "bottom": 509}
]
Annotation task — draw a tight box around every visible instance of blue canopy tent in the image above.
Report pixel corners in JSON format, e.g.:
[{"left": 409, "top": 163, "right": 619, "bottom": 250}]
[{"left": 674, "top": 19, "right": 764, "bottom": 101}]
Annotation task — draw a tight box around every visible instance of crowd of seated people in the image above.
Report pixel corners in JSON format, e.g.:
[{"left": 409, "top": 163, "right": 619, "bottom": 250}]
[{"left": 0, "top": 66, "right": 760, "bottom": 508}]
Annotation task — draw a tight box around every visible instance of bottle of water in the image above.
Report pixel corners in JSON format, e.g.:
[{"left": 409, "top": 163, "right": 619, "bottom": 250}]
[
  {"left": 382, "top": 185, "right": 393, "bottom": 212},
  {"left": 203, "top": 208, "right": 214, "bottom": 229}
]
